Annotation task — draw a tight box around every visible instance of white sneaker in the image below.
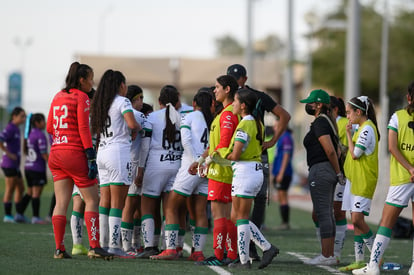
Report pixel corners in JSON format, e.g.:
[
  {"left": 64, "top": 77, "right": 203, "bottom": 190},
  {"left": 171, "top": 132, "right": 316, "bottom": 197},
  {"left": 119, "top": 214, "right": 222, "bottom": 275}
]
[
  {"left": 352, "top": 264, "right": 380, "bottom": 275},
  {"left": 409, "top": 263, "right": 414, "bottom": 275},
  {"left": 304, "top": 254, "right": 337, "bottom": 266}
]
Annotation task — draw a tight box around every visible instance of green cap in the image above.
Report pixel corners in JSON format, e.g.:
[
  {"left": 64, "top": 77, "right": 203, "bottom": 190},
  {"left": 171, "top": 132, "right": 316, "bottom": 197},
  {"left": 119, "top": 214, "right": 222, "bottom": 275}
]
[{"left": 300, "top": 89, "right": 330, "bottom": 104}]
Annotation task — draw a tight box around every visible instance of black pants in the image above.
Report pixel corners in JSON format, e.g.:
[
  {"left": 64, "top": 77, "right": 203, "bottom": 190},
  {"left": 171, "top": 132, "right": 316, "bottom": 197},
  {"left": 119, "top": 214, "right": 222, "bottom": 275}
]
[{"left": 250, "top": 153, "right": 269, "bottom": 228}]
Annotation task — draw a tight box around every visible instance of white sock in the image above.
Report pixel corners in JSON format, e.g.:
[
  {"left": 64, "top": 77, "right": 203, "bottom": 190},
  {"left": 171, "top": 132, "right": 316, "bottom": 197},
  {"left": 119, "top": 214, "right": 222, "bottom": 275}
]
[
  {"left": 132, "top": 224, "right": 141, "bottom": 249},
  {"left": 178, "top": 229, "right": 185, "bottom": 248},
  {"left": 141, "top": 216, "right": 155, "bottom": 248},
  {"left": 363, "top": 235, "right": 375, "bottom": 252},
  {"left": 237, "top": 220, "right": 250, "bottom": 264},
  {"left": 164, "top": 224, "right": 179, "bottom": 250},
  {"left": 99, "top": 213, "right": 109, "bottom": 248},
  {"left": 109, "top": 215, "right": 122, "bottom": 249},
  {"left": 193, "top": 227, "right": 208, "bottom": 252},
  {"left": 71, "top": 215, "right": 83, "bottom": 245},
  {"left": 249, "top": 221, "right": 271, "bottom": 251},
  {"left": 355, "top": 238, "right": 365, "bottom": 262},
  {"left": 160, "top": 219, "right": 166, "bottom": 250},
  {"left": 334, "top": 224, "right": 347, "bottom": 258},
  {"left": 121, "top": 227, "right": 133, "bottom": 251},
  {"left": 369, "top": 234, "right": 389, "bottom": 266}
]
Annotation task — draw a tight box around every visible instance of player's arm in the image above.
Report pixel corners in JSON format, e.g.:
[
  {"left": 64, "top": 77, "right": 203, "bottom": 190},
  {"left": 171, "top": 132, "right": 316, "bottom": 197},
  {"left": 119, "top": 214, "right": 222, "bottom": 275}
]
[
  {"left": 214, "top": 110, "right": 238, "bottom": 156},
  {"left": 389, "top": 127, "right": 414, "bottom": 181},
  {"left": 264, "top": 105, "right": 290, "bottom": 150}
]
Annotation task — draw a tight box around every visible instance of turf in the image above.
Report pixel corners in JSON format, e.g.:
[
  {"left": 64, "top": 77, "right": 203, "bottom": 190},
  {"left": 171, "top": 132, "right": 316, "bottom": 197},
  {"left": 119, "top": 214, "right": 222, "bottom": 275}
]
[{"left": 0, "top": 180, "right": 411, "bottom": 274}]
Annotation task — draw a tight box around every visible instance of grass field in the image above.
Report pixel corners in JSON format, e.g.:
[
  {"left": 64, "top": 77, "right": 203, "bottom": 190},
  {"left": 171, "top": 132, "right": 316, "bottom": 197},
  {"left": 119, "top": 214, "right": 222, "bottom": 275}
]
[{"left": 0, "top": 179, "right": 412, "bottom": 275}]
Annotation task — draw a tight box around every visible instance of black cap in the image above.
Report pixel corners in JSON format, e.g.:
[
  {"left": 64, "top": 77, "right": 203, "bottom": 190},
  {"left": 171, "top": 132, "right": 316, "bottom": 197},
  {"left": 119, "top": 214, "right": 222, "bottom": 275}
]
[{"left": 227, "top": 64, "right": 247, "bottom": 80}]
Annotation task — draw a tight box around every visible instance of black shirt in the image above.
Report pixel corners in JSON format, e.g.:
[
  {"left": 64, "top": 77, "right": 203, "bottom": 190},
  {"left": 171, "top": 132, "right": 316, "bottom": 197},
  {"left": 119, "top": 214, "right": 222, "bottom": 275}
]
[
  {"left": 245, "top": 85, "right": 277, "bottom": 123},
  {"left": 303, "top": 115, "right": 338, "bottom": 168}
]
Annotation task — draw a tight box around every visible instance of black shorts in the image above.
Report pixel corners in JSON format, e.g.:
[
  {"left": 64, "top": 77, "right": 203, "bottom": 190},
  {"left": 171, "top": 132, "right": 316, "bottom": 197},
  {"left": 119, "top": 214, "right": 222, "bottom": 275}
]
[
  {"left": 2, "top": 167, "right": 22, "bottom": 178},
  {"left": 25, "top": 170, "right": 47, "bottom": 187},
  {"left": 273, "top": 175, "right": 292, "bottom": 191}
]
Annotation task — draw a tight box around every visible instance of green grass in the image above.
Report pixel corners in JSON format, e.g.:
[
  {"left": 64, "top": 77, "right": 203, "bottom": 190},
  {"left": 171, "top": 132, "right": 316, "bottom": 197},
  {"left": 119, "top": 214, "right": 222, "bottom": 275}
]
[{"left": 0, "top": 179, "right": 411, "bottom": 274}]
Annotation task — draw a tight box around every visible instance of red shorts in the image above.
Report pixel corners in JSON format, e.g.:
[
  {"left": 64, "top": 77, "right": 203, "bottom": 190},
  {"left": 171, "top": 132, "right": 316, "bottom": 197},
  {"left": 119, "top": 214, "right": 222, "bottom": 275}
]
[
  {"left": 207, "top": 179, "right": 232, "bottom": 203},
  {"left": 49, "top": 149, "right": 97, "bottom": 188}
]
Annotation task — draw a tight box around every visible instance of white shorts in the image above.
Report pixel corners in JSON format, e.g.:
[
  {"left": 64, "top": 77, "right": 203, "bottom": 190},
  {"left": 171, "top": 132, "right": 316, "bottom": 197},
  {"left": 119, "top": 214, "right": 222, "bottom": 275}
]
[
  {"left": 97, "top": 146, "right": 132, "bottom": 186},
  {"left": 231, "top": 161, "right": 263, "bottom": 198},
  {"left": 141, "top": 168, "right": 178, "bottom": 198},
  {"left": 341, "top": 179, "right": 372, "bottom": 215},
  {"left": 385, "top": 183, "right": 414, "bottom": 208},
  {"left": 173, "top": 158, "right": 208, "bottom": 196},
  {"left": 334, "top": 182, "right": 345, "bottom": 202}
]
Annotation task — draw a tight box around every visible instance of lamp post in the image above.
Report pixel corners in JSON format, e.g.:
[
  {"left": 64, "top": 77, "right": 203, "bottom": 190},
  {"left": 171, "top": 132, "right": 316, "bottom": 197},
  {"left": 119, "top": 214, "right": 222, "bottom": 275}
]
[{"left": 304, "top": 11, "right": 318, "bottom": 93}]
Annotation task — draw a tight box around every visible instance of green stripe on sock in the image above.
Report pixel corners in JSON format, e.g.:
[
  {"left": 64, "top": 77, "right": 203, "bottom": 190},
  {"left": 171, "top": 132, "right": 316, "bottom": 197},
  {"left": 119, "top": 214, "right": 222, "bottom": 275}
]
[
  {"left": 121, "top": 221, "right": 134, "bottom": 230},
  {"left": 236, "top": 219, "right": 249, "bottom": 226},
  {"left": 360, "top": 230, "right": 373, "bottom": 239},
  {"left": 336, "top": 218, "right": 347, "bottom": 226},
  {"left": 354, "top": 235, "right": 364, "bottom": 243},
  {"left": 194, "top": 227, "right": 208, "bottom": 234},
  {"left": 141, "top": 214, "right": 153, "bottom": 221},
  {"left": 189, "top": 219, "right": 196, "bottom": 227},
  {"left": 179, "top": 229, "right": 186, "bottom": 236},
  {"left": 314, "top": 221, "right": 319, "bottom": 227},
  {"left": 72, "top": 211, "right": 84, "bottom": 218},
  {"left": 99, "top": 206, "right": 110, "bottom": 215},
  {"left": 133, "top": 219, "right": 141, "bottom": 226},
  {"left": 109, "top": 208, "right": 122, "bottom": 218},
  {"left": 165, "top": 224, "right": 179, "bottom": 231},
  {"left": 377, "top": 226, "right": 392, "bottom": 238}
]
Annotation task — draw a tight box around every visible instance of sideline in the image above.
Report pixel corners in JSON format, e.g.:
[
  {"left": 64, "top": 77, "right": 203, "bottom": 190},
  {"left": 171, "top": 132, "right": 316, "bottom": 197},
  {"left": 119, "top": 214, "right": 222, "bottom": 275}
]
[
  {"left": 287, "top": 252, "right": 346, "bottom": 275},
  {"left": 183, "top": 243, "right": 232, "bottom": 275}
]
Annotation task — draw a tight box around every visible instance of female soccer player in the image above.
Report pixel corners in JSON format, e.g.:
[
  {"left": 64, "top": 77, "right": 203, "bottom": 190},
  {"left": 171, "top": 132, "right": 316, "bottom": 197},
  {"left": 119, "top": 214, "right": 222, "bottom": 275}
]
[
  {"left": 47, "top": 62, "right": 112, "bottom": 259},
  {"left": 89, "top": 70, "right": 141, "bottom": 258}
]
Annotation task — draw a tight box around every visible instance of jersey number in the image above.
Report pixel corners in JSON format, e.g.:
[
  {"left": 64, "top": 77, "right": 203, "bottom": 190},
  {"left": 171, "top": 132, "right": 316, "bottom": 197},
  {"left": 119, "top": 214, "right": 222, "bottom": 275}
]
[
  {"left": 103, "top": 116, "right": 113, "bottom": 138},
  {"left": 162, "top": 130, "right": 181, "bottom": 150},
  {"left": 53, "top": 105, "right": 68, "bottom": 129},
  {"left": 200, "top": 128, "right": 208, "bottom": 149}
]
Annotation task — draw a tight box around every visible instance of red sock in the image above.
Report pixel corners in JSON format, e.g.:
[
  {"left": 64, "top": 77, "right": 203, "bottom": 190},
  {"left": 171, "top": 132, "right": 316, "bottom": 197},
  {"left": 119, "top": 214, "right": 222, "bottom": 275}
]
[
  {"left": 52, "top": 215, "right": 66, "bottom": 251},
  {"left": 84, "top": 211, "right": 100, "bottom": 249},
  {"left": 213, "top": 217, "right": 227, "bottom": 261},
  {"left": 226, "top": 219, "right": 238, "bottom": 260}
]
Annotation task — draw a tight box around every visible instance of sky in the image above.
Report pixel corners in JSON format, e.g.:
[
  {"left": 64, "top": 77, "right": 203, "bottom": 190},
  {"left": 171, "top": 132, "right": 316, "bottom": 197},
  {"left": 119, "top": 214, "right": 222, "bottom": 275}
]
[{"left": 0, "top": 0, "right": 345, "bottom": 115}]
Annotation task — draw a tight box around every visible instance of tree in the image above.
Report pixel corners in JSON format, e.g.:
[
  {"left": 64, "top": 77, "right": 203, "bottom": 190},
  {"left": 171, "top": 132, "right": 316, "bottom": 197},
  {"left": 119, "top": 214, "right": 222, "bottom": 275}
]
[{"left": 215, "top": 35, "right": 244, "bottom": 57}]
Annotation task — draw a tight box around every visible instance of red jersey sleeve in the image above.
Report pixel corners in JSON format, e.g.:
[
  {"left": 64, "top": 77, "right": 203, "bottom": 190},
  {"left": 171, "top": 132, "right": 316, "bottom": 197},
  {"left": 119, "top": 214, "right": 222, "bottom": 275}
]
[
  {"left": 77, "top": 92, "right": 93, "bottom": 150},
  {"left": 216, "top": 110, "right": 239, "bottom": 150},
  {"left": 46, "top": 98, "right": 55, "bottom": 135}
]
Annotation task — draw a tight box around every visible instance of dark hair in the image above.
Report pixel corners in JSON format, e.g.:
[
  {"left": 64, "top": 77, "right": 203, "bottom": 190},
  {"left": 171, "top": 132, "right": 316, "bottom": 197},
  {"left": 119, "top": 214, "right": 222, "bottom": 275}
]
[
  {"left": 23, "top": 113, "right": 45, "bottom": 155},
  {"left": 330, "top": 96, "right": 346, "bottom": 117},
  {"left": 9, "top": 106, "right": 25, "bottom": 122},
  {"left": 141, "top": 103, "right": 153, "bottom": 116},
  {"left": 236, "top": 88, "right": 263, "bottom": 145},
  {"left": 159, "top": 85, "right": 180, "bottom": 144},
  {"left": 64, "top": 62, "right": 93, "bottom": 93},
  {"left": 216, "top": 75, "right": 238, "bottom": 101},
  {"left": 90, "top": 70, "right": 126, "bottom": 136},
  {"left": 194, "top": 89, "right": 214, "bottom": 130},
  {"left": 126, "top": 85, "right": 143, "bottom": 102},
  {"left": 348, "top": 96, "right": 380, "bottom": 140},
  {"left": 407, "top": 81, "right": 414, "bottom": 115}
]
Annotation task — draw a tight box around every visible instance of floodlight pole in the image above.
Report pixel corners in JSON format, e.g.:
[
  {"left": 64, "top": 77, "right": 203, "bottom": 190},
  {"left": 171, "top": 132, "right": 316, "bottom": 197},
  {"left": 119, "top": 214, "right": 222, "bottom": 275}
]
[
  {"left": 246, "top": 0, "right": 254, "bottom": 86},
  {"left": 283, "top": 0, "right": 294, "bottom": 116}
]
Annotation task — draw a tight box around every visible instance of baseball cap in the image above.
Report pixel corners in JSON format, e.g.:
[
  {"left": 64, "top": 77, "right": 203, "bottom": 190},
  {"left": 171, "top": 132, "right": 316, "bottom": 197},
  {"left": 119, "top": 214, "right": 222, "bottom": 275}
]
[
  {"left": 300, "top": 89, "right": 330, "bottom": 104},
  {"left": 227, "top": 64, "right": 247, "bottom": 80}
]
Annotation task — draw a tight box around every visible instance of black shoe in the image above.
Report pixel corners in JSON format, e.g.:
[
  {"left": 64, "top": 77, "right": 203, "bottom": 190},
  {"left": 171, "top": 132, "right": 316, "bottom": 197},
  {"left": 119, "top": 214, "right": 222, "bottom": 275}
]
[
  {"left": 228, "top": 259, "right": 251, "bottom": 269},
  {"left": 249, "top": 243, "right": 261, "bottom": 262},
  {"left": 54, "top": 249, "right": 72, "bottom": 259},
  {"left": 88, "top": 247, "right": 114, "bottom": 260},
  {"left": 196, "top": 255, "right": 224, "bottom": 266},
  {"left": 259, "top": 244, "right": 279, "bottom": 269},
  {"left": 136, "top": 247, "right": 159, "bottom": 259}
]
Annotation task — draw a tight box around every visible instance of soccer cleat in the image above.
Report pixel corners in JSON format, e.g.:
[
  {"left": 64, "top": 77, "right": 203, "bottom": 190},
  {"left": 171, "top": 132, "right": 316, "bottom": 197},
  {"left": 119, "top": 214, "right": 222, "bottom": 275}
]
[
  {"left": 339, "top": 261, "right": 366, "bottom": 271},
  {"left": 14, "top": 213, "right": 29, "bottom": 223},
  {"left": 72, "top": 244, "right": 89, "bottom": 255},
  {"left": 31, "top": 216, "right": 48, "bottom": 224},
  {"left": 136, "top": 247, "right": 159, "bottom": 259},
  {"left": 196, "top": 255, "right": 225, "bottom": 266},
  {"left": 107, "top": 247, "right": 136, "bottom": 259},
  {"left": 125, "top": 247, "right": 138, "bottom": 257},
  {"left": 88, "top": 247, "right": 114, "bottom": 260},
  {"left": 54, "top": 249, "right": 72, "bottom": 259},
  {"left": 228, "top": 259, "right": 251, "bottom": 269},
  {"left": 304, "top": 254, "right": 337, "bottom": 266},
  {"left": 188, "top": 251, "right": 205, "bottom": 262},
  {"left": 352, "top": 263, "right": 380, "bottom": 275},
  {"left": 150, "top": 249, "right": 178, "bottom": 260},
  {"left": 259, "top": 244, "right": 279, "bottom": 269},
  {"left": 3, "top": 215, "right": 15, "bottom": 223}
]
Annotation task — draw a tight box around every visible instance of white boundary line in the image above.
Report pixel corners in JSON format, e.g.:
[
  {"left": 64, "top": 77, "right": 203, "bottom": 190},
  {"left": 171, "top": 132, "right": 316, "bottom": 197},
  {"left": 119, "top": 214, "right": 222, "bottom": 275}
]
[
  {"left": 287, "top": 252, "right": 346, "bottom": 275},
  {"left": 183, "top": 243, "right": 232, "bottom": 275}
]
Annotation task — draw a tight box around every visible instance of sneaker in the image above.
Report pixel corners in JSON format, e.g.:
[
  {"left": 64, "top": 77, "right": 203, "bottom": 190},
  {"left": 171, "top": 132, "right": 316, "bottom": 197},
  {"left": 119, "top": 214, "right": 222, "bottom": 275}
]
[
  {"left": 136, "top": 247, "right": 159, "bottom": 259},
  {"left": 228, "top": 259, "right": 251, "bottom": 269},
  {"left": 3, "top": 215, "right": 15, "bottom": 223},
  {"left": 352, "top": 264, "right": 380, "bottom": 275},
  {"left": 14, "top": 213, "right": 29, "bottom": 223},
  {"left": 259, "top": 244, "right": 279, "bottom": 269},
  {"left": 88, "top": 247, "right": 114, "bottom": 260},
  {"left": 150, "top": 249, "right": 178, "bottom": 260},
  {"left": 249, "top": 243, "right": 261, "bottom": 262},
  {"left": 125, "top": 247, "right": 138, "bottom": 257},
  {"left": 409, "top": 263, "right": 414, "bottom": 275},
  {"left": 107, "top": 247, "right": 136, "bottom": 259},
  {"left": 54, "top": 249, "right": 72, "bottom": 259},
  {"left": 188, "top": 251, "right": 205, "bottom": 262},
  {"left": 304, "top": 254, "right": 337, "bottom": 266},
  {"left": 72, "top": 244, "right": 89, "bottom": 256},
  {"left": 339, "top": 261, "right": 366, "bottom": 271},
  {"left": 196, "top": 255, "right": 224, "bottom": 266},
  {"left": 31, "top": 216, "right": 48, "bottom": 224}
]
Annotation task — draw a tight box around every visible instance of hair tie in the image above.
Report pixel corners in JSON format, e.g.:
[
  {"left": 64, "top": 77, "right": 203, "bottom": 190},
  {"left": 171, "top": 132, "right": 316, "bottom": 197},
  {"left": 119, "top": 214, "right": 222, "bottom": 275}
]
[{"left": 166, "top": 103, "right": 181, "bottom": 126}]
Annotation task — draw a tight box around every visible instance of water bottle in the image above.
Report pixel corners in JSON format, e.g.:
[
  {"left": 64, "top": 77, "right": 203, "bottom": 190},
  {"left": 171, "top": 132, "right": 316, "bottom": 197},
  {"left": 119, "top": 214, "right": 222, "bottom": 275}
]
[{"left": 382, "top": 262, "right": 402, "bottom": 270}]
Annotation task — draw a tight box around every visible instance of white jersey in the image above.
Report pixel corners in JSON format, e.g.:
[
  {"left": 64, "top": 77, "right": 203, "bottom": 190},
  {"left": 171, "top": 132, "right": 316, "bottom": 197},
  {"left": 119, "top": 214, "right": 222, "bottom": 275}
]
[
  {"left": 180, "top": 110, "right": 209, "bottom": 162},
  {"left": 98, "top": 95, "right": 133, "bottom": 150},
  {"left": 142, "top": 108, "right": 182, "bottom": 169},
  {"left": 130, "top": 109, "right": 146, "bottom": 165},
  {"left": 352, "top": 123, "right": 376, "bottom": 158},
  {"left": 178, "top": 103, "right": 193, "bottom": 119}
]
